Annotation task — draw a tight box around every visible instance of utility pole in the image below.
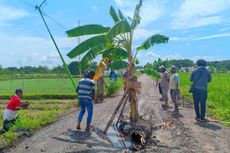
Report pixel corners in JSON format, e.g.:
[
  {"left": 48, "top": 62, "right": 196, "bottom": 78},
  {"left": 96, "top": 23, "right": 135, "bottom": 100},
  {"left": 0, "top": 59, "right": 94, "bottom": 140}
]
[{"left": 35, "top": 0, "right": 76, "bottom": 90}]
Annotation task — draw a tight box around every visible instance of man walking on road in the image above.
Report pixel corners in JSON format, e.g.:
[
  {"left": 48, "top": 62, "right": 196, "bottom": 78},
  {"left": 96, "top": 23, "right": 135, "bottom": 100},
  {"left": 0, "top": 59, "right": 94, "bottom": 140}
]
[
  {"left": 170, "top": 66, "right": 180, "bottom": 115},
  {"left": 190, "top": 59, "right": 211, "bottom": 122},
  {"left": 159, "top": 66, "right": 170, "bottom": 108},
  {"left": 76, "top": 71, "right": 95, "bottom": 132}
]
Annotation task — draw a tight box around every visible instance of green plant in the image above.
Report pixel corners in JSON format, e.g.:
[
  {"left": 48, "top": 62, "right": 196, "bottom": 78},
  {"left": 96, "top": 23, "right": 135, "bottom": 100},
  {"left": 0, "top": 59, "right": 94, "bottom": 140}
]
[{"left": 66, "top": 0, "right": 169, "bottom": 120}]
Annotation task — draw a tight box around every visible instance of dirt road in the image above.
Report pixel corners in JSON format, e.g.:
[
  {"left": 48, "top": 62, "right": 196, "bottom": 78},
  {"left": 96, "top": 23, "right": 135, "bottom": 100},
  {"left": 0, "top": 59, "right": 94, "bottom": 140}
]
[{"left": 4, "top": 74, "right": 230, "bottom": 153}]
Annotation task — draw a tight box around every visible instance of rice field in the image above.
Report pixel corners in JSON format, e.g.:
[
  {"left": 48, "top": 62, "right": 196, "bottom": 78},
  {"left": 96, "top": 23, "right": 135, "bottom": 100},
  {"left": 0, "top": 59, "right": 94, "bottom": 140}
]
[{"left": 179, "top": 73, "right": 230, "bottom": 126}]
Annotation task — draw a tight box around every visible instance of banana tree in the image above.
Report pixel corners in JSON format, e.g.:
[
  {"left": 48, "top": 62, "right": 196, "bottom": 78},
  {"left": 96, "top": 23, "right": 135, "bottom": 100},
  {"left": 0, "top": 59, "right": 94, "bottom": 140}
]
[{"left": 66, "top": 0, "right": 169, "bottom": 121}]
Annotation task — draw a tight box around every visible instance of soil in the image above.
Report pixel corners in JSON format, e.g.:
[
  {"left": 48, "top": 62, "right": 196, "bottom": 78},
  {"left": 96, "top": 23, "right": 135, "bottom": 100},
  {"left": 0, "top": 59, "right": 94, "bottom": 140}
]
[{"left": 3, "top": 74, "right": 230, "bottom": 153}]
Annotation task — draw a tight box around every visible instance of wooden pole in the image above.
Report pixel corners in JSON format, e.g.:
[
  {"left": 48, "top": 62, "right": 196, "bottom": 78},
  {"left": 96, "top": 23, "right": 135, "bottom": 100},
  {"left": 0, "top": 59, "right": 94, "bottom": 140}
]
[
  {"left": 116, "top": 95, "right": 129, "bottom": 126},
  {"left": 36, "top": 4, "right": 76, "bottom": 90},
  {"left": 103, "top": 90, "right": 129, "bottom": 134}
]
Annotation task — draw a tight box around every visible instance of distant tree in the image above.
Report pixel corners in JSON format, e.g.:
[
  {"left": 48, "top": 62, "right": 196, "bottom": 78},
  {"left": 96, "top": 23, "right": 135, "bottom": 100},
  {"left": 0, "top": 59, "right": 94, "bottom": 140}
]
[
  {"left": 89, "top": 61, "right": 98, "bottom": 70},
  {"left": 68, "top": 61, "right": 80, "bottom": 75},
  {"left": 52, "top": 65, "right": 65, "bottom": 74},
  {"left": 168, "top": 59, "right": 194, "bottom": 69}
]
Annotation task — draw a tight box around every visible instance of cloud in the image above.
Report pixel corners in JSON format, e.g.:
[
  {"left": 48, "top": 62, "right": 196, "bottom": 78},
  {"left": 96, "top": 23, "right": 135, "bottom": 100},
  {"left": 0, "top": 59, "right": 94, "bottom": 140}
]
[
  {"left": 92, "top": 6, "right": 99, "bottom": 11},
  {"left": 170, "top": 36, "right": 194, "bottom": 41},
  {"left": 0, "top": 3, "right": 29, "bottom": 26},
  {"left": 0, "top": 32, "right": 76, "bottom": 67},
  {"left": 172, "top": 0, "right": 230, "bottom": 29},
  {"left": 133, "top": 28, "right": 160, "bottom": 40},
  {"left": 114, "top": 0, "right": 164, "bottom": 27},
  {"left": 145, "top": 51, "right": 161, "bottom": 58},
  {"left": 191, "top": 33, "right": 230, "bottom": 41}
]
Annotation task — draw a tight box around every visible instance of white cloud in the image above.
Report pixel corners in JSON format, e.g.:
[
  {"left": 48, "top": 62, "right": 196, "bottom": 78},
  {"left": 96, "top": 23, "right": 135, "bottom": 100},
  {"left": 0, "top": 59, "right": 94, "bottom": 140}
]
[
  {"left": 191, "top": 33, "right": 230, "bottom": 41},
  {"left": 145, "top": 51, "right": 160, "bottom": 58},
  {"left": 114, "top": 0, "right": 164, "bottom": 27},
  {"left": 170, "top": 36, "right": 194, "bottom": 41},
  {"left": 0, "top": 3, "right": 29, "bottom": 26},
  {"left": 92, "top": 6, "right": 99, "bottom": 11},
  {"left": 0, "top": 32, "right": 76, "bottom": 68},
  {"left": 172, "top": 0, "right": 230, "bottom": 29},
  {"left": 133, "top": 28, "right": 160, "bottom": 40}
]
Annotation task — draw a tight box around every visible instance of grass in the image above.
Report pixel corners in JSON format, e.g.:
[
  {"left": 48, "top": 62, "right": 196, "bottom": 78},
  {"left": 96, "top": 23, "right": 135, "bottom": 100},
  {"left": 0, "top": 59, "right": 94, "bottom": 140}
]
[
  {"left": 0, "top": 100, "right": 77, "bottom": 149},
  {"left": 0, "top": 76, "right": 124, "bottom": 149},
  {"left": 0, "top": 78, "right": 78, "bottom": 95},
  {"left": 179, "top": 73, "right": 230, "bottom": 126},
  {"left": 0, "top": 77, "right": 123, "bottom": 99},
  {"left": 146, "top": 72, "right": 230, "bottom": 126}
]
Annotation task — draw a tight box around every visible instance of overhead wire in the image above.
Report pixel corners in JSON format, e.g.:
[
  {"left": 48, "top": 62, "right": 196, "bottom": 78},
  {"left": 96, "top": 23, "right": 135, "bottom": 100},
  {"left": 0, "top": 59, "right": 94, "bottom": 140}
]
[
  {"left": 19, "top": 0, "right": 68, "bottom": 31},
  {"left": 19, "top": 0, "right": 35, "bottom": 8}
]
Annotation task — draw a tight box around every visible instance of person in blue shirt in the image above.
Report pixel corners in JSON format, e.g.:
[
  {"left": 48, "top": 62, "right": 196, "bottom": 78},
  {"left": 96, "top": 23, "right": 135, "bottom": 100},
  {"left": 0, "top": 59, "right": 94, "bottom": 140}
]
[
  {"left": 76, "top": 71, "right": 95, "bottom": 132},
  {"left": 109, "top": 70, "right": 118, "bottom": 82},
  {"left": 190, "top": 59, "right": 211, "bottom": 122}
]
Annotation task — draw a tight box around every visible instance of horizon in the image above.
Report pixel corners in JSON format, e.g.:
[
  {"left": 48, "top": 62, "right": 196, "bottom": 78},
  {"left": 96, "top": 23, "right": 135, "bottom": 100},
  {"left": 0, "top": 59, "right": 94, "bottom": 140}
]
[{"left": 0, "top": 0, "right": 230, "bottom": 68}]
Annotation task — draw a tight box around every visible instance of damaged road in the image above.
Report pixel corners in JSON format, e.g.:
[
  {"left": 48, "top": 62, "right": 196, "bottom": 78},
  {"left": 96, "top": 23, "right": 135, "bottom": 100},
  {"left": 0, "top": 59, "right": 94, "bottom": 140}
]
[{"left": 3, "top": 74, "right": 230, "bottom": 153}]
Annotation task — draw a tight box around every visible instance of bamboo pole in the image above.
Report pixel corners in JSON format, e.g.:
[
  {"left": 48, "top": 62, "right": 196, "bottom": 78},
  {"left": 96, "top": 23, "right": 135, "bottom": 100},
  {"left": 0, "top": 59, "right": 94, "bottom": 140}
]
[
  {"left": 36, "top": 5, "right": 76, "bottom": 90},
  {"left": 103, "top": 90, "right": 129, "bottom": 134},
  {"left": 116, "top": 95, "right": 129, "bottom": 126}
]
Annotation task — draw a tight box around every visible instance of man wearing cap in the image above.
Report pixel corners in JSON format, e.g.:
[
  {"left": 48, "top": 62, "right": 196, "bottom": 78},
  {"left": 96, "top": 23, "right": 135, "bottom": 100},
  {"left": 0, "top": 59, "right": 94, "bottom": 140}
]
[
  {"left": 190, "top": 59, "right": 211, "bottom": 122},
  {"left": 76, "top": 71, "right": 95, "bottom": 132},
  {"left": 1, "top": 89, "right": 29, "bottom": 133},
  {"left": 170, "top": 66, "right": 180, "bottom": 114}
]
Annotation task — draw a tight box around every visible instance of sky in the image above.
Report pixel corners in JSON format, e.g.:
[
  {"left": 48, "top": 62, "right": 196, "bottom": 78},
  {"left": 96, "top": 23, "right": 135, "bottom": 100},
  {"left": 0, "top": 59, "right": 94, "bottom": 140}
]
[{"left": 0, "top": 0, "right": 230, "bottom": 68}]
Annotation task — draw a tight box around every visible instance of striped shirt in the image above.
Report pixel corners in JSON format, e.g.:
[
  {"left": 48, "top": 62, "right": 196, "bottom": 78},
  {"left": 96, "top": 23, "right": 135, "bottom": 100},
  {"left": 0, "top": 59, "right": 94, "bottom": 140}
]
[{"left": 77, "top": 78, "right": 95, "bottom": 101}]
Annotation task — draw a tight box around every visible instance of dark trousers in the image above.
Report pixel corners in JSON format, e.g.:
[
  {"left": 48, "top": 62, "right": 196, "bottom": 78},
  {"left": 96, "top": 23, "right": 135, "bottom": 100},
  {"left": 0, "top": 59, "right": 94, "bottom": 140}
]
[
  {"left": 3, "top": 118, "right": 17, "bottom": 132},
  {"left": 170, "top": 89, "right": 180, "bottom": 113},
  {"left": 192, "top": 89, "right": 207, "bottom": 120}
]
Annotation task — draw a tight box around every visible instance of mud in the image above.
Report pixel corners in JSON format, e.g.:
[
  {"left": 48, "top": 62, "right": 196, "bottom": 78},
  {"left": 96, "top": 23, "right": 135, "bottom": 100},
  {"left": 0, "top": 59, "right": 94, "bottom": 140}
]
[{"left": 3, "top": 74, "right": 230, "bottom": 153}]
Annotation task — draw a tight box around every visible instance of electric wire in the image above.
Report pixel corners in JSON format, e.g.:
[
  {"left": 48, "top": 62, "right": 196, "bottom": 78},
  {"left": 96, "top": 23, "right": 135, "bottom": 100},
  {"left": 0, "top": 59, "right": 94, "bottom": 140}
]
[{"left": 19, "top": 0, "right": 68, "bottom": 31}]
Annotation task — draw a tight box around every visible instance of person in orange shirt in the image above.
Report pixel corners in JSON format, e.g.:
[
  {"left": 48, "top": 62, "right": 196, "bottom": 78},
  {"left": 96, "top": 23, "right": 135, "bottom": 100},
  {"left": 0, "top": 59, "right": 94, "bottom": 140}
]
[{"left": 1, "top": 89, "right": 29, "bottom": 133}]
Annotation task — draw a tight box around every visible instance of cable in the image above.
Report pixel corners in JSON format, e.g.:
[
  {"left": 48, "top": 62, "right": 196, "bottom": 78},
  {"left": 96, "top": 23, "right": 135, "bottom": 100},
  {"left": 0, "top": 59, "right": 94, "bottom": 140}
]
[
  {"left": 42, "top": 11, "right": 68, "bottom": 30},
  {"left": 19, "top": 0, "right": 35, "bottom": 8},
  {"left": 19, "top": 0, "right": 68, "bottom": 31}
]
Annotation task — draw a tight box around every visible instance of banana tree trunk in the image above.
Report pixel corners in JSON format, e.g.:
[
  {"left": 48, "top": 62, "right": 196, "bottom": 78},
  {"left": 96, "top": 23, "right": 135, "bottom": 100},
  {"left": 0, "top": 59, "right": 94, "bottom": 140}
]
[{"left": 127, "top": 46, "right": 139, "bottom": 122}]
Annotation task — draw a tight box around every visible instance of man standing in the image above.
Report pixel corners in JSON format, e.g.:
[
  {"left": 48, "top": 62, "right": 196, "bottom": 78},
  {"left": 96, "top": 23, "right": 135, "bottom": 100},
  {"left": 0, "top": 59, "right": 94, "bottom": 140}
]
[
  {"left": 160, "top": 66, "right": 170, "bottom": 108},
  {"left": 190, "top": 59, "right": 211, "bottom": 122},
  {"left": 76, "top": 71, "right": 95, "bottom": 132},
  {"left": 1, "top": 89, "right": 29, "bottom": 133},
  {"left": 109, "top": 70, "right": 118, "bottom": 82},
  {"left": 170, "top": 66, "right": 180, "bottom": 114}
]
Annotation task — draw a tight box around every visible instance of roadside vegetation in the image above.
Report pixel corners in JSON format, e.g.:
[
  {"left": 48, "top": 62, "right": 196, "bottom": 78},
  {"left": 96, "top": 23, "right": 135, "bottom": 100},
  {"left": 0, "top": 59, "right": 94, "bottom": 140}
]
[
  {"left": 180, "top": 73, "right": 230, "bottom": 126},
  {"left": 0, "top": 100, "right": 77, "bottom": 150},
  {"left": 0, "top": 75, "right": 123, "bottom": 149}
]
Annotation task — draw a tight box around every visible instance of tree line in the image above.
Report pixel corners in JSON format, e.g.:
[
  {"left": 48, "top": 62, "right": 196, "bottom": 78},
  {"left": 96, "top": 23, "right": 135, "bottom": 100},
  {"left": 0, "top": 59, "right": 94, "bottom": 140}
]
[
  {"left": 0, "top": 61, "right": 98, "bottom": 75},
  {"left": 144, "top": 59, "right": 230, "bottom": 73}
]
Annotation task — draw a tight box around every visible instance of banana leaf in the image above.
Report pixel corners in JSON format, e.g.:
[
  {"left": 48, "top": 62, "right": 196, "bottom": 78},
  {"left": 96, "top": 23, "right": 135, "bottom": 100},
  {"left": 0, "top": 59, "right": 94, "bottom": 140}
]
[
  {"left": 107, "top": 20, "right": 131, "bottom": 41},
  {"left": 137, "top": 34, "right": 169, "bottom": 51},
  {"left": 110, "top": 6, "right": 120, "bottom": 23},
  {"left": 103, "top": 47, "right": 128, "bottom": 60},
  {"left": 67, "top": 34, "right": 106, "bottom": 58},
  {"left": 66, "top": 24, "right": 110, "bottom": 37},
  {"left": 108, "top": 60, "right": 128, "bottom": 70}
]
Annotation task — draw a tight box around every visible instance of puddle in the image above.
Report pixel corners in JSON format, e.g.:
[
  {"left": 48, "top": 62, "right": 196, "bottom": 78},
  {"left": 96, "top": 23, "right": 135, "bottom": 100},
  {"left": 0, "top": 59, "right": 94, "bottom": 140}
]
[
  {"left": 138, "top": 98, "right": 144, "bottom": 112},
  {"left": 107, "top": 125, "right": 131, "bottom": 149}
]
